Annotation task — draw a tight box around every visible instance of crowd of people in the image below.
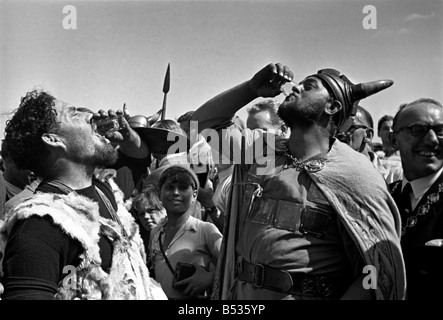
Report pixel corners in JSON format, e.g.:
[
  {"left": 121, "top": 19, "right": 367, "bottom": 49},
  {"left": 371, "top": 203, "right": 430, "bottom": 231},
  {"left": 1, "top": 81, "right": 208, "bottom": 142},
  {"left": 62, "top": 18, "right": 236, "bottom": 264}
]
[{"left": 0, "top": 62, "right": 442, "bottom": 300}]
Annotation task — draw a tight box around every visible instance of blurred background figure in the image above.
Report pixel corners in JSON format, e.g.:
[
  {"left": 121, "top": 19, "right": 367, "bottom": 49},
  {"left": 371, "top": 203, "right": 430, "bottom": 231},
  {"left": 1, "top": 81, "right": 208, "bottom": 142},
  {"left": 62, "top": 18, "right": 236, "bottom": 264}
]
[
  {"left": 372, "top": 141, "right": 385, "bottom": 158},
  {"left": 178, "top": 110, "right": 214, "bottom": 188},
  {"left": 151, "top": 119, "right": 189, "bottom": 169},
  {"left": 177, "top": 111, "right": 195, "bottom": 138},
  {"left": 131, "top": 184, "right": 167, "bottom": 258},
  {"left": 178, "top": 111, "right": 216, "bottom": 220},
  {"left": 1, "top": 140, "right": 40, "bottom": 219},
  {"left": 246, "top": 98, "right": 288, "bottom": 136},
  {"left": 378, "top": 114, "right": 401, "bottom": 161},
  {"left": 336, "top": 105, "right": 403, "bottom": 184}
]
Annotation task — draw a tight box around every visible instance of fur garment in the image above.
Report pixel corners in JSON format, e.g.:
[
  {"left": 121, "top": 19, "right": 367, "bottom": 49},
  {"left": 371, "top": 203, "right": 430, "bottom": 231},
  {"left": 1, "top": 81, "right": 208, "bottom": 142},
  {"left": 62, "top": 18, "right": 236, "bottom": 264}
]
[{"left": 0, "top": 178, "right": 167, "bottom": 300}]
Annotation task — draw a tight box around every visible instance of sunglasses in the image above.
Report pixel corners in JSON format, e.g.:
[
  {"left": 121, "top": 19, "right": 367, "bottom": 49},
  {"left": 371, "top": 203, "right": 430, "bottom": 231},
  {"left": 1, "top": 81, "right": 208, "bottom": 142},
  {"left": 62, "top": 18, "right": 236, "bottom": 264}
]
[{"left": 394, "top": 124, "right": 443, "bottom": 138}]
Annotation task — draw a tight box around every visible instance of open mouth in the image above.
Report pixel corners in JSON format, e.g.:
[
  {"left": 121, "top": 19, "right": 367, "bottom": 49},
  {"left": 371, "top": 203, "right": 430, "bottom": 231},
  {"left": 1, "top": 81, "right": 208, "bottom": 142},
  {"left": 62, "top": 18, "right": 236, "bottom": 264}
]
[{"left": 284, "top": 93, "right": 297, "bottom": 102}]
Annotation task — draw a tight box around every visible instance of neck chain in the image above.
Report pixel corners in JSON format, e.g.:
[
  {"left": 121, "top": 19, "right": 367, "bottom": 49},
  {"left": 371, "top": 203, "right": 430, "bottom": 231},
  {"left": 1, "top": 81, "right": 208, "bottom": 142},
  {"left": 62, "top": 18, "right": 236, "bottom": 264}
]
[
  {"left": 391, "top": 180, "right": 443, "bottom": 236},
  {"left": 284, "top": 152, "right": 306, "bottom": 171},
  {"left": 283, "top": 151, "right": 326, "bottom": 173}
]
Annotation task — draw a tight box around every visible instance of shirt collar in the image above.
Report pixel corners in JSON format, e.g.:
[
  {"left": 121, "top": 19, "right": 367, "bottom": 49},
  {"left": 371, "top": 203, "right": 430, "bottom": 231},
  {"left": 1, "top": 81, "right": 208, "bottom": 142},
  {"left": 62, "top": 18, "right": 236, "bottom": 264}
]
[
  {"left": 403, "top": 166, "right": 443, "bottom": 201},
  {"left": 152, "top": 214, "right": 199, "bottom": 242}
]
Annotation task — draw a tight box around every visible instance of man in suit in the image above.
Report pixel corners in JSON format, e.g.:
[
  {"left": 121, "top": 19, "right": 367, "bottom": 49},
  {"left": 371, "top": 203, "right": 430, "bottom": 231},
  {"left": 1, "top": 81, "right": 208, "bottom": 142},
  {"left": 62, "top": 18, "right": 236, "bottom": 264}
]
[{"left": 389, "top": 98, "right": 443, "bottom": 300}]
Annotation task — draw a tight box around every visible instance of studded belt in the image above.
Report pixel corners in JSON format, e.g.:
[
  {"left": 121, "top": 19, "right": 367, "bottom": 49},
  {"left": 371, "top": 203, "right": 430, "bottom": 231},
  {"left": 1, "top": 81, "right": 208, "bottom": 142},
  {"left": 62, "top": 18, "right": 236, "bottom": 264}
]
[{"left": 237, "top": 258, "right": 344, "bottom": 299}]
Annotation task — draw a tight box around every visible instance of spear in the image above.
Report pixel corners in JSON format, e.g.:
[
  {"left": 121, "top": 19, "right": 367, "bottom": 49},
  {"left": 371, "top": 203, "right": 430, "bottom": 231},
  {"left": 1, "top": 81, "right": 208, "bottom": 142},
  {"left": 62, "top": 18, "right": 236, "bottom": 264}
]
[{"left": 161, "top": 63, "right": 170, "bottom": 120}]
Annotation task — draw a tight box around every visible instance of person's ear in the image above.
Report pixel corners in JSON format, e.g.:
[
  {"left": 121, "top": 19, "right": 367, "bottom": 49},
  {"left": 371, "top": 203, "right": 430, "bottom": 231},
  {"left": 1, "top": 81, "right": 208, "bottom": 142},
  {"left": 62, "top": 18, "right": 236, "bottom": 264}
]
[
  {"left": 388, "top": 132, "right": 399, "bottom": 151},
  {"left": 280, "top": 124, "right": 289, "bottom": 136},
  {"left": 192, "top": 189, "right": 198, "bottom": 202},
  {"left": 324, "top": 100, "right": 342, "bottom": 116},
  {"left": 41, "top": 133, "right": 66, "bottom": 150},
  {"left": 365, "top": 128, "right": 374, "bottom": 142}
]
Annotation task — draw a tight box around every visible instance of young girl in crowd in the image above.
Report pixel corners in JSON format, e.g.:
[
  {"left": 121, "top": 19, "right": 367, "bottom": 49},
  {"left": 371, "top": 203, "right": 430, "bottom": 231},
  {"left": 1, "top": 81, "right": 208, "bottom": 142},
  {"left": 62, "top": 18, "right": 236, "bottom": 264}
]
[{"left": 148, "top": 165, "right": 222, "bottom": 300}]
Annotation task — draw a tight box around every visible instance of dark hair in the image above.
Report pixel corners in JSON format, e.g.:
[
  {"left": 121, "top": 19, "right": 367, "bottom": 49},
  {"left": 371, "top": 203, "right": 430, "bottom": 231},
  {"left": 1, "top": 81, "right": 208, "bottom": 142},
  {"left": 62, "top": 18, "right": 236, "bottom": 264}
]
[
  {"left": 392, "top": 98, "right": 443, "bottom": 130},
  {"left": 159, "top": 166, "right": 198, "bottom": 191},
  {"left": 1, "top": 139, "right": 9, "bottom": 161},
  {"left": 377, "top": 115, "right": 393, "bottom": 133},
  {"left": 4, "top": 89, "right": 58, "bottom": 175}
]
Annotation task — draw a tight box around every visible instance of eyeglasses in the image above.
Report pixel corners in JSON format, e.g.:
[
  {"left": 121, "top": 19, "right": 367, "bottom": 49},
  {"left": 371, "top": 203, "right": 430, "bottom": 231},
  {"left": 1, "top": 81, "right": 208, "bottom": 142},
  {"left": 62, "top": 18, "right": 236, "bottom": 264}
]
[{"left": 394, "top": 124, "right": 443, "bottom": 138}]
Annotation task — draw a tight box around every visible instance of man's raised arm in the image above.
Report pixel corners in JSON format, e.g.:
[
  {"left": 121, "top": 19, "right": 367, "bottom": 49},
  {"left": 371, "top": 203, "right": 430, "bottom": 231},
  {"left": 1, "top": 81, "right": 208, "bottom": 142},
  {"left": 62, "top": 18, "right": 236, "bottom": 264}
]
[{"left": 193, "top": 63, "right": 293, "bottom": 131}]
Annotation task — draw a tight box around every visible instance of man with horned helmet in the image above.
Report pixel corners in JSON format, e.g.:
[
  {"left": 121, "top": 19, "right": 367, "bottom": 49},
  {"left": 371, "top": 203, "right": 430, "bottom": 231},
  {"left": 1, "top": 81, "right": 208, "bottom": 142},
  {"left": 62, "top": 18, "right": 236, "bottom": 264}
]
[{"left": 193, "top": 63, "right": 406, "bottom": 300}]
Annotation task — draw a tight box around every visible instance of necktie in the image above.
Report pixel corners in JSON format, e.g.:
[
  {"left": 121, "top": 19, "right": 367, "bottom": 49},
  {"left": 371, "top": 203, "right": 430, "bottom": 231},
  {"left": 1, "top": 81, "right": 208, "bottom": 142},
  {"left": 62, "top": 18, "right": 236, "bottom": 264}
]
[{"left": 401, "top": 182, "right": 413, "bottom": 217}]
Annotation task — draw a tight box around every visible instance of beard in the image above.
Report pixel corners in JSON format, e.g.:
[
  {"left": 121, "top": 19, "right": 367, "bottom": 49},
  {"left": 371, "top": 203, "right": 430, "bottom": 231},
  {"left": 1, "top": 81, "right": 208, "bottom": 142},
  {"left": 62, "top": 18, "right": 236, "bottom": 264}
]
[
  {"left": 277, "top": 94, "right": 328, "bottom": 129},
  {"left": 67, "top": 135, "right": 119, "bottom": 168}
]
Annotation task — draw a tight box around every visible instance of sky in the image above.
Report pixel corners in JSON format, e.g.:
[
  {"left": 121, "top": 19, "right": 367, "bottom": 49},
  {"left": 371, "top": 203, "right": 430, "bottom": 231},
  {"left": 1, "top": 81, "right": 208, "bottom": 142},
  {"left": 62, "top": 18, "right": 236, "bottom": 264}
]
[{"left": 1, "top": 0, "right": 442, "bottom": 143}]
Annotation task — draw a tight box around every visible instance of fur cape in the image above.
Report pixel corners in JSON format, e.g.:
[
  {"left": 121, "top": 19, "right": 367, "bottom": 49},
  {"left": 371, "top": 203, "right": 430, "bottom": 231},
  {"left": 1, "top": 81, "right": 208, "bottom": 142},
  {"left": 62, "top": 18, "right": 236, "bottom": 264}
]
[{"left": 0, "top": 178, "right": 167, "bottom": 300}]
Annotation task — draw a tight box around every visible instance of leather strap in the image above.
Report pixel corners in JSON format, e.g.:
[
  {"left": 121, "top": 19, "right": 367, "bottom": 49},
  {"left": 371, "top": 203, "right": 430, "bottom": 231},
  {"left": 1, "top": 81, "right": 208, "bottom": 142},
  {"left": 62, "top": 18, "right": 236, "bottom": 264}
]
[
  {"left": 237, "top": 258, "right": 344, "bottom": 298},
  {"left": 159, "top": 235, "right": 175, "bottom": 276}
]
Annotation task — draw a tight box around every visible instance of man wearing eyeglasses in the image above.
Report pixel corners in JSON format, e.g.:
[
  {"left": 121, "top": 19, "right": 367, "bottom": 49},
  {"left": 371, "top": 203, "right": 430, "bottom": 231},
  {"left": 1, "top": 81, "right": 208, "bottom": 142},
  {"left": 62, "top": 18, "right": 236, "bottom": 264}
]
[
  {"left": 388, "top": 98, "right": 443, "bottom": 300},
  {"left": 336, "top": 105, "right": 403, "bottom": 184}
]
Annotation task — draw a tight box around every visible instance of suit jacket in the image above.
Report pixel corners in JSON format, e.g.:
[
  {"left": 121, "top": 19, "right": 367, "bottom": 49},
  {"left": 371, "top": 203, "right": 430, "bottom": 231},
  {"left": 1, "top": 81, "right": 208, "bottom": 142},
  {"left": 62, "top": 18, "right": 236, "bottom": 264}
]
[{"left": 390, "top": 173, "right": 443, "bottom": 300}]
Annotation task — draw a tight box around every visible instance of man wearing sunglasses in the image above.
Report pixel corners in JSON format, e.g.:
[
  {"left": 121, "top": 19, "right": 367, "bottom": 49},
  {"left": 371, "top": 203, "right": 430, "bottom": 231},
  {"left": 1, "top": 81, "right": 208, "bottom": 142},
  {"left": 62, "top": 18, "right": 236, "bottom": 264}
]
[
  {"left": 336, "top": 105, "right": 403, "bottom": 184},
  {"left": 388, "top": 98, "right": 443, "bottom": 300}
]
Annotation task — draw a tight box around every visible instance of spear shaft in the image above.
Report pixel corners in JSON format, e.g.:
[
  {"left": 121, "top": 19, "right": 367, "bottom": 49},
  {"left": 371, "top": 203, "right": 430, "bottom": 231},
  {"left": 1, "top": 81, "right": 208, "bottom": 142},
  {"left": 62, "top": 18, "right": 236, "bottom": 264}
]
[{"left": 161, "top": 63, "right": 170, "bottom": 120}]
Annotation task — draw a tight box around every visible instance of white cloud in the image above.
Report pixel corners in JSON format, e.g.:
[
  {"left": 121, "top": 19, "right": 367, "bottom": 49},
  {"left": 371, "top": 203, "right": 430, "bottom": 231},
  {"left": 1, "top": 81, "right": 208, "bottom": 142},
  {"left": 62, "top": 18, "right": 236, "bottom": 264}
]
[{"left": 404, "top": 12, "right": 436, "bottom": 22}]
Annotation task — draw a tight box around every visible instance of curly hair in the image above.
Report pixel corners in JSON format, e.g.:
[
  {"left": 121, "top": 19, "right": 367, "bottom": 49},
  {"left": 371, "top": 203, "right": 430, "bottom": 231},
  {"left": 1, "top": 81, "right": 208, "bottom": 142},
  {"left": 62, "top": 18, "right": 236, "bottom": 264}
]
[
  {"left": 133, "top": 184, "right": 164, "bottom": 213},
  {"left": 4, "top": 89, "right": 58, "bottom": 175}
]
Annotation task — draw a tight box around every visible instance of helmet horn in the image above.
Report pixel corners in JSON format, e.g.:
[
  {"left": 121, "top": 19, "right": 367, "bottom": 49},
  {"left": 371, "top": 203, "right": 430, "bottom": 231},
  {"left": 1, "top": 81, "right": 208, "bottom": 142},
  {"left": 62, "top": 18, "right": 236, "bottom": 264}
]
[{"left": 350, "top": 79, "right": 394, "bottom": 101}]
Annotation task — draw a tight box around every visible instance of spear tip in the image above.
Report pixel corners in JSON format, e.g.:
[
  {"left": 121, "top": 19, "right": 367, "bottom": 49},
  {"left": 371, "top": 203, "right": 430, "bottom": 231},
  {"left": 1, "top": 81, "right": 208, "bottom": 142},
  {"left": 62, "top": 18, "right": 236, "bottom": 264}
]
[{"left": 163, "top": 63, "right": 170, "bottom": 94}]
